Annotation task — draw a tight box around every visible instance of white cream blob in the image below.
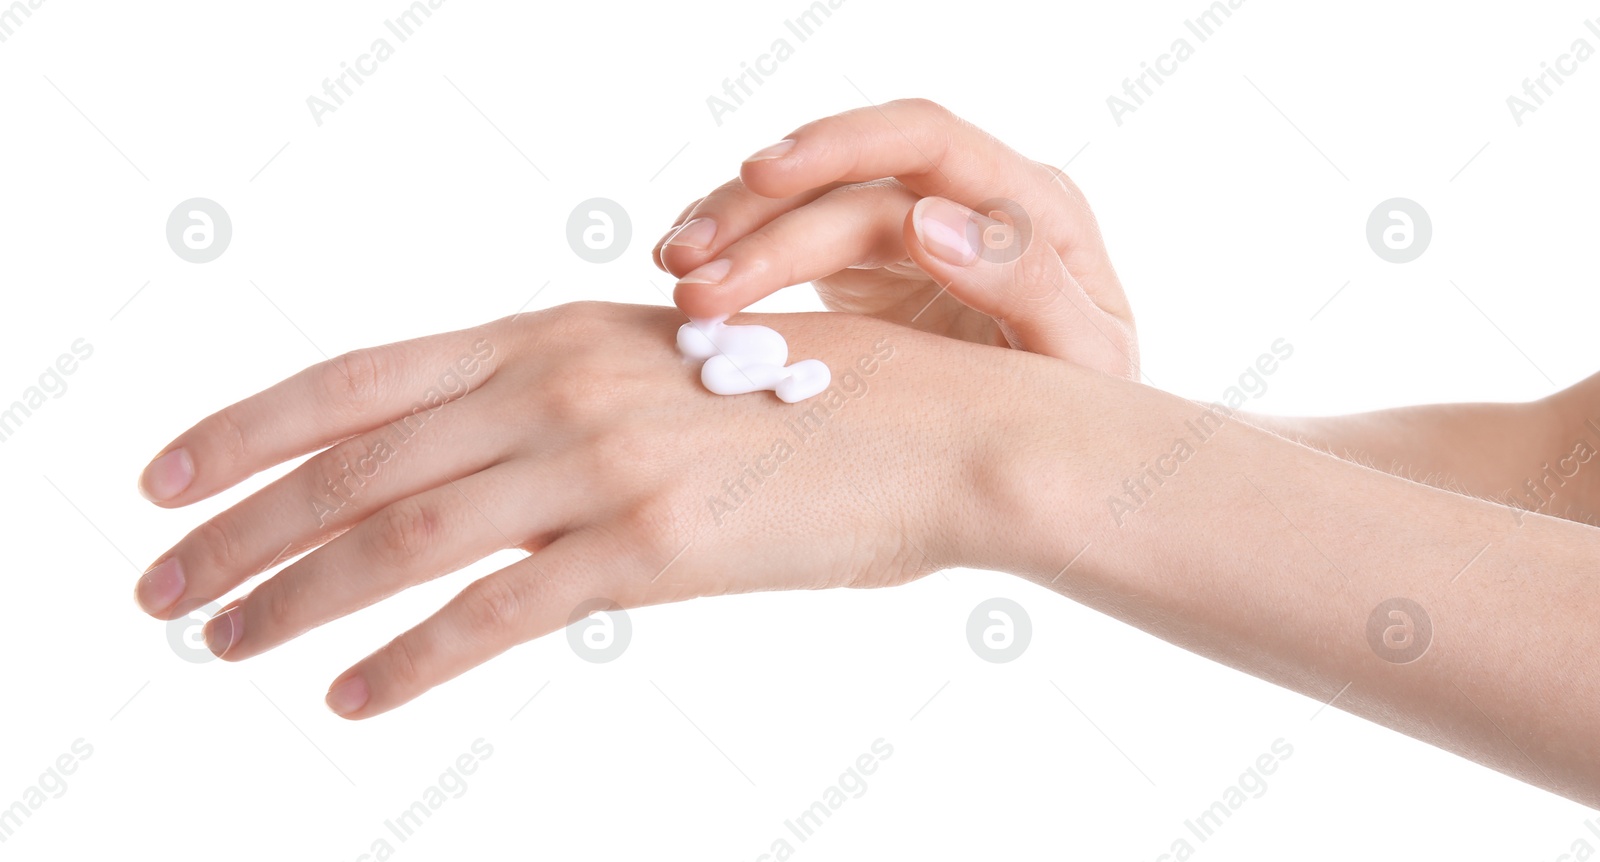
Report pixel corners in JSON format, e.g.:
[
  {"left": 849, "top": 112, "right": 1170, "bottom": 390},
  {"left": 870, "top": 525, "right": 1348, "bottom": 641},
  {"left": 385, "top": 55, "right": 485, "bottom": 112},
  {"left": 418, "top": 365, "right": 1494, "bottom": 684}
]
[{"left": 676, "top": 318, "right": 831, "bottom": 403}]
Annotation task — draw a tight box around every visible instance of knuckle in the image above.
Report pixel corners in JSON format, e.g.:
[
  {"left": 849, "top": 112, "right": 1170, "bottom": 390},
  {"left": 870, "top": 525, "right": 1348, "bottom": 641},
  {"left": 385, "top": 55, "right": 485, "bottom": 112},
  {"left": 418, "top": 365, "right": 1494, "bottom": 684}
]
[
  {"left": 372, "top": 498, "right": 440, "bottom": 566},
  {"left": 543, "top": 366, "right": 626, "bottom": 425},
  {"left": 704, "top": 176, "right": 748, "bottom": 206},
  {"left": 889, "top": 97, "right": 952, "bottom": 120},
  {"left": 327, "top": 348, "right": 386, "bottom": 413},
  {"left": 462, "top": 576, "right": 525, "bottom": 634},
  {"left": 385, "top": 632, "right": 428, "bottom": 690},
  {"left": 1008, "top": 246, "right": 1070, "bottom": 308},
  {"left": 309, "top": 436, "right": 381, "bottom": 524},
  {"left": 210, "top": 406, "right": 249, "bottom": 467},
  {"left": 193, "top": 515, "right": 248, "bottom": 577},
  {"left": 250, "top": 580, "right": 295, "bottom": 635}
]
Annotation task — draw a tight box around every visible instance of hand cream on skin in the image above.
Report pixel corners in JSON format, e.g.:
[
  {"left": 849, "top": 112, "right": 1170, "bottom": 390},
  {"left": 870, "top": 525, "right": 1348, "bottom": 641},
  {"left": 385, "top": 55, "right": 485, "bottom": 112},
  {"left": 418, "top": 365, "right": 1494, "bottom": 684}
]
[{"left": 676, "top": 318, "right": 831, "bottom": 403}]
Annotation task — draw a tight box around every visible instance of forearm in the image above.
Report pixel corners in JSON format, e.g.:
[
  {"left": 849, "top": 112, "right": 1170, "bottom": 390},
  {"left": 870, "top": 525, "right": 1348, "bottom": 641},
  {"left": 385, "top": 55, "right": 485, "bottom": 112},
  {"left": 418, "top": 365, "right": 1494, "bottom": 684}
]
[
  {"left": 971, "top": 358, "right": 1600, "bottom": 806},
  {"left": 1237, "top": 372, "right": 1600, "bottom": 525}
]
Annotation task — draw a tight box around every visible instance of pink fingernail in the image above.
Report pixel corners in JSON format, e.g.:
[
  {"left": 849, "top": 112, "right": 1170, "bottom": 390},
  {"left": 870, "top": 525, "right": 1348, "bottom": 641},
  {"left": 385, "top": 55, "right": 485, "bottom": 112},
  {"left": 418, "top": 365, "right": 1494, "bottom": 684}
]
[
  {"left": 678, "top": 258, "right": 731, "bottom": 286},
  {"left": 912, "top": 197, "right": 980, "bottom": 266},
  {"left": 204, "top": 605, "right": 242, "bottom": 658},
  {"left": 136, "top": 557, "right": 186, "bottom": 616},
  {"left": 326, "top": 675, "right": 370, "bottom": 717},
  {"left": 743, "top": 139, "right": 796, "bottom": 162},
  {"left": 139, "top": 448, "right": 194, "bottom": 502},
  {"left": 664, "top": 217, "right": 717, "bottom": 251}
]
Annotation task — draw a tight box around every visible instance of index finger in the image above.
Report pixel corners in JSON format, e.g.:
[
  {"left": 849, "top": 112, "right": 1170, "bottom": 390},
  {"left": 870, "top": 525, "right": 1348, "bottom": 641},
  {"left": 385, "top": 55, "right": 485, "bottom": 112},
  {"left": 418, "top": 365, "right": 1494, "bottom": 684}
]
[
  {"left": 137, "top": 323, "right": 505, "bottom": 509},
  {"left": 738, "top": 98, "right": 1089, "bottom": 245}
]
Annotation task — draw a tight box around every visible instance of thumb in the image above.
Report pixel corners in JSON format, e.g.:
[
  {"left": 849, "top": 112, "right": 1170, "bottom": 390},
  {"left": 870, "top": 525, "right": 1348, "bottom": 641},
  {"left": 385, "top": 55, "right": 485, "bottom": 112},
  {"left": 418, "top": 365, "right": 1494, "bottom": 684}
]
[{"left": 905, "top": 196, "right": 1138, "bottom": 379}]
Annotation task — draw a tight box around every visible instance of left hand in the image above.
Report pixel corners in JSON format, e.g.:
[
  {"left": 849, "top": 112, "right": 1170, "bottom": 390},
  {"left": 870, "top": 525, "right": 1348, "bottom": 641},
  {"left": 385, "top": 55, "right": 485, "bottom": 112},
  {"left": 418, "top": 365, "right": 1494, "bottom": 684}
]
[
  {"left": 654, "top": 98, "right": 1138, "bottom": 379},
  {"left": 132, "top": 302, "right": 1021, "bottom": 718}
]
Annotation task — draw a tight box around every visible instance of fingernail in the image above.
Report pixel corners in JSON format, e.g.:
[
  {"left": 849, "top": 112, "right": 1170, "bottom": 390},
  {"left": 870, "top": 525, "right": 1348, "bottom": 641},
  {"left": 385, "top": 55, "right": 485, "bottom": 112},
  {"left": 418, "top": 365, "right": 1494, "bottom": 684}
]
[
  {"left": 678, "top": 258, "right": 731, "bottom": 286},
  {"left": 743, "top": 139, "right": 795, "bottom": 162},
  {"left": 912, "top": 197, "right": 980, "bottom": 266},
  {"left": 664, "top": 217, "right": 717, "bottom": 251},
  {"left": 203, "top": 605, "right": 242, "bottom": 658},
  {"left": 326, "top": 675, "right": 370, "bottom": 717},
  {"left": 136, "top": 557, "right": 186, "bottom": 616},
  {"left": 139, "top": 448, "right": 193, "bottom": 502}
]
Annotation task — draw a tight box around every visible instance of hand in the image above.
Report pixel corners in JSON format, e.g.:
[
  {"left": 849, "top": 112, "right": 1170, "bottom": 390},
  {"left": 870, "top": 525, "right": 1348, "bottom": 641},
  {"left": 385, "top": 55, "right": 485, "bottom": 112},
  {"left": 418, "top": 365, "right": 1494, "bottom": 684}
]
[
  {"left": 132, "top": 303, "right": 1009, "bottom": 718},
  {"left": 654, "top": 98, "right": 1138, "bottom": 379}
]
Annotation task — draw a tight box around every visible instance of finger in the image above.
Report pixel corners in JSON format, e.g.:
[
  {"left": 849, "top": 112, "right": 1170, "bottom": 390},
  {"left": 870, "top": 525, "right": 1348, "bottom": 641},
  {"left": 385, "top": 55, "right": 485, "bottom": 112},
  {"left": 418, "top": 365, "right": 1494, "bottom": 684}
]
[
  {"left": 651, "top": 196, "right": 704, "bottom": 271},
  {"left": 324, "top": 533, "right": 628, "bottom": 719},
  {"left": 672, "top": 180, "right": 919, "bottom": 319},
  {"left": 204, "top": 461, "right": 572, "bottom": 661},
  {"left": 137, "top": 325, "right": 503, "bottom": 509},
  {"left": 136, "top": 384, "right": 513, "bottom": 619},
  {"left": 739, "top": 99, "right": 1072, "bottom": 233},
  {"left": 738, "top": 99, "right": 1122, "bottom": 306},
  {"left": 905, "top": 196, "right": 1138, "bottom": 377},
  {"left": 654, "top": 179, "right": 846, "bottom": 279}
]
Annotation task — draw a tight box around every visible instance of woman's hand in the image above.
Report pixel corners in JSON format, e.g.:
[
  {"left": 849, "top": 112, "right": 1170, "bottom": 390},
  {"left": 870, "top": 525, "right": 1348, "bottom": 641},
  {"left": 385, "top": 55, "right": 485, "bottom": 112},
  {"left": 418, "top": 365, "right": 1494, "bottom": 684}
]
[
  {"left": 654, "top": 98, "right": 1138, "bottom": 379},
  {"left": 132, "top": 302, "right": 1013, "bottom": 718}
]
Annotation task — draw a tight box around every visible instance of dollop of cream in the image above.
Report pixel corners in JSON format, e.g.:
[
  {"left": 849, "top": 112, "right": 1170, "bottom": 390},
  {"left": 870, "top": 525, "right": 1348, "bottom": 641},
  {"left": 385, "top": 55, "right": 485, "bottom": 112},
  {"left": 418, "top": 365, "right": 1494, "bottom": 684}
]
[{"left": 676, "top": 318, "right": 831, "bottom": 403}]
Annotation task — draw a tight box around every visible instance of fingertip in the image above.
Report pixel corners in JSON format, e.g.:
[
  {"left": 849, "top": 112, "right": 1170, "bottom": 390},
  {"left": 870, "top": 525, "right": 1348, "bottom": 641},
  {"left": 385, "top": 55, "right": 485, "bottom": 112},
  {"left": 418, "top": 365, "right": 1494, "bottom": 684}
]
[
  {"left": 672, "top": 282, "right": 737, "bottom": 322},
  {"left": 325, "top": 672, "right": 371, "bottom": 719},
  {"left": 138, "top": 447, "right": 194, "bottom": 504}
]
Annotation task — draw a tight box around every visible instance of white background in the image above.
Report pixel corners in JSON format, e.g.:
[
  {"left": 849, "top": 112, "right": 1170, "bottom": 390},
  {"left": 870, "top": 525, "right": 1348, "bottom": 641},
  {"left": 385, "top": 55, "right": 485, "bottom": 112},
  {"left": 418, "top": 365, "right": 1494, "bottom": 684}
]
[{"left": 1, "top": 0, "right": 1596, "bottom": 859}]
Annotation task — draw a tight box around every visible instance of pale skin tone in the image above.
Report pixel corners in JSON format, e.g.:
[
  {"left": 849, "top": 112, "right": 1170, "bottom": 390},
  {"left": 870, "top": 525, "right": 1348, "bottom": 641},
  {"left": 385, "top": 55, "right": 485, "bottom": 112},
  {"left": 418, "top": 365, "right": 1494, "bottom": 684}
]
[{"left": 137, "top": 100, "right": 1600, "bottom": 808}]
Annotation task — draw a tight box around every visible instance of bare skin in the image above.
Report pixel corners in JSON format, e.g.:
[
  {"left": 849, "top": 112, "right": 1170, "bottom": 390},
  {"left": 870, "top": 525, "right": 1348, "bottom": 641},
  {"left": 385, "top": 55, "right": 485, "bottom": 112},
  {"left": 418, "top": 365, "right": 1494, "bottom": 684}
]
[
  {"left": 131, "top": 100, "right": 1600, "bottom": 810},
  {"left": 132, "top": 301, "right": 1600, "bottom": 809}
]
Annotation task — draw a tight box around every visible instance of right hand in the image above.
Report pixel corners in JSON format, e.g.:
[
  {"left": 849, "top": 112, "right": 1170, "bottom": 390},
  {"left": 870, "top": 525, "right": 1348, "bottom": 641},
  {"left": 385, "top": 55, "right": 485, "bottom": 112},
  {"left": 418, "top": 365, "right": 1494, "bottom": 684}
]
[{"left": 654, "top": 98, "right": 1139, "bottom": 380}]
